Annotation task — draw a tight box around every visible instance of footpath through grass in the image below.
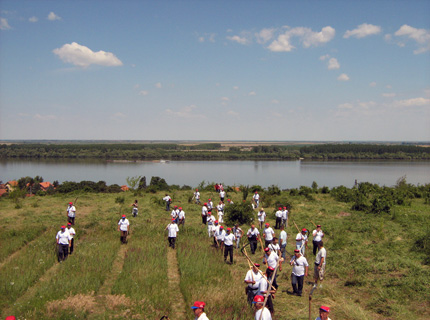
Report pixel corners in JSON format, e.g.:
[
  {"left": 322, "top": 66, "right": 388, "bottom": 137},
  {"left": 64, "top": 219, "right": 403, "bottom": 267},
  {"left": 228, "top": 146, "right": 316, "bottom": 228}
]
[{"left": 0, "top": 189, "right": 429, "bottom": 319}]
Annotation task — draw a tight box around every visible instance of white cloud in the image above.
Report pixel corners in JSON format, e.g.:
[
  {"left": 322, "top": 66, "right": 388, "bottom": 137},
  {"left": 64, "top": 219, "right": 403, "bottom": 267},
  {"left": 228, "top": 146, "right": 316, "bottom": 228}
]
[
  {"left": 0, "top": 17, "right": 11, "bottom": 30},
  {"left": 47, "top": 12, "right": 61, "bottom": 21},
  {"left": 233, "top": 86, "right": 239, "bottom": 90},
  {"left": 386, "top": 85, "right": 392, "bottom": 89},
  {"left": 111, "top": 112, "right": 126, "bottom": 120},
  {"left": 165, "top": 105, "right": 206, "bottom": 119},
  {"left": 256, "top": 28, "right": 275, "bottom": 44},
  {"left": 198, "top": 33, "right": 216, "bottom": 43},
  {"left": 338, "top": 103, "right": 353, "bottom": 109},
  {"left": 29, "top": 16, "right": 38, "bottom": 23},
  {"left": 344, "top": 23, "right": 382, "bottom": 39},
  {"left": 139, "top": 90, "right": 149, "bottom": 96},
  {"left": 198, "top": 36, "right": 204, "bottom": 43},
  {"left": 227, "top": 110, "right": 239, "bottom": 117},
  {"left": 53, "top": 42, "right": 123, "bottom": 68},
  {"left": 271, "top": 99, "right": 279, "bottom": 104},
  {"left": 268, "top": 26, "right": 335, "bottom": 52},
  {"left": 327, "top": 57, "right": 340, "bottom": 70},
  {"left": 221, "top": 97, "right": 230, "bottom": 101},
  {"left": 394, "top": 24, "right": 430, "bottom": 54},
  {"left": 384, "top": 34, "right": 392, "bottom": 42},
  {"left": 319, "top": 54, "right": 330, "bottom": 61},
  {"left": 394, "top": 97, "right": 430, "bottom": 108},
  {"left": 369, "top": 82, "right": 377, "bottom": 87},
  {"left": 248, "top": 91, "right": 256, "bottom": 96},
  {"left": 227, "top": 35, "right": 250, "bottom": 45},
  {"left": 382, "top": 93, "right": 396, "bottom": 98},
  {"left": 155, "top": 82, "right": 162, "bottom": 89},
  {"left": 34, "top": 114, "right": 57, "bottom": 121},
  {"left": 337, "top": 73, "right": 350, "bottom": 81}
]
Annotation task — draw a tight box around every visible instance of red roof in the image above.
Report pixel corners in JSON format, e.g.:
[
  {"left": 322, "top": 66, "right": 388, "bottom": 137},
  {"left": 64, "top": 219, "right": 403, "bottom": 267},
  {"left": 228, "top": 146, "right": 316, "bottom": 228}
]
[
  {"left": 7, "top": 180, "right": 18, "bottom": 186},
  {"left": 121, "top": 185, "right": 130, "bottom": 191},
  {"left": 39, "top": 182, "right": 53, "bottom": 190},
  {"left": 0, "top": 189, "right": 7, "bottom": 197}
]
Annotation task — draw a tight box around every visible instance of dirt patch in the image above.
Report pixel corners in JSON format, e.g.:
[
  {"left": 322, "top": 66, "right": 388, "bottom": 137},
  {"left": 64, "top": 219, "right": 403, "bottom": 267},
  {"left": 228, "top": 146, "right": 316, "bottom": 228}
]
[
  {"left": 167, "top": 248, "right": 187, "bottom": 320},
  {"left": 338, "top": 211, "right": 351, "bottom": 217}
]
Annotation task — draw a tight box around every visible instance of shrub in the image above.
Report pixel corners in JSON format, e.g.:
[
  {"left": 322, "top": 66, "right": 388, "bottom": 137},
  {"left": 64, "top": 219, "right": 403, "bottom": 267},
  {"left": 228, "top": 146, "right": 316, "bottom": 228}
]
[
  {"left": 414, "top": 229, "right": 430, "bottom": 265},
  {"left": 115, "top": 196, "right": 125, "bottom": 205},
  {"left": 224, "top": 201, "right": 255, "bottom": 226},
  {"left": 331, "top": 185, "right": 355, "bottom": 202},
  {"left": 149, "top": 176, "right": 169, "bottom": 191},
  {"left": 266, "top": 185, "right": 281, "bottom": 196}
]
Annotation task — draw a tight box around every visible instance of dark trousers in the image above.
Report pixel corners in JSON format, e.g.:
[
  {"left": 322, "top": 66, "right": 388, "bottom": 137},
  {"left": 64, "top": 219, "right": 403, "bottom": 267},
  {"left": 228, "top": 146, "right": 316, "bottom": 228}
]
[
  {"left": 202, "top": 215, "right": 207, "bottom": 225},
  {"left": 246, "top": 287, "right": 259, "bottom": 305},
  {"left": 291, "top": 274, "right": 304, "bottom": 295},
  {"left": 58, "top": 244, "right": 69, "bottom": 262},
  {"left": 69, "top": 238, "right": 74, "bottom": 254},
  {"left": 249, "top": 240, "right": 257, "bottom": 254},
  {"left": 120, "top": 231, "right": 128, "bottom": 244},
  {"left": 224, "top": 245, "right": 233, "bottom": 263},
  {"left": 275, "top": 217, "right": 282, "bottom": 229},
  {"left": 265, "top": 239, "right": 272, "bottom": 248},
  {"left": 168, "top": 237, "right": 176, "bottom": 249},
  {"left": 313, "top": 240, "right": 319, "bottom": 255},
  {"left": 68, "top": 216, "right": 75, "bottom": 225}
]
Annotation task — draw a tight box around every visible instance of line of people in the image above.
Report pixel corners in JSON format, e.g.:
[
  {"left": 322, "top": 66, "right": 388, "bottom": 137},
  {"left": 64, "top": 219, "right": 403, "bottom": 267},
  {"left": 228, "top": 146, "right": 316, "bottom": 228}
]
[{"left": 56, "top": 202, "right": 77, "bottom": 262}]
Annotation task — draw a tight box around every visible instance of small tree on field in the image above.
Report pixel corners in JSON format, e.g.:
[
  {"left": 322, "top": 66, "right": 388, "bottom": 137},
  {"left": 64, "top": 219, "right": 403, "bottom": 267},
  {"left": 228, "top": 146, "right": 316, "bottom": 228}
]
[{"left": 224, "top": 201, "right": 254, "bottom": 226}]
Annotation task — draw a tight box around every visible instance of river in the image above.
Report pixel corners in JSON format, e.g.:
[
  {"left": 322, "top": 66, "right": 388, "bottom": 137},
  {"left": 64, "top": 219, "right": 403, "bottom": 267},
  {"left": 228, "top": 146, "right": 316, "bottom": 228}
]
[{"left": 1, "top": 159, "right": 429, "bottom": 189}]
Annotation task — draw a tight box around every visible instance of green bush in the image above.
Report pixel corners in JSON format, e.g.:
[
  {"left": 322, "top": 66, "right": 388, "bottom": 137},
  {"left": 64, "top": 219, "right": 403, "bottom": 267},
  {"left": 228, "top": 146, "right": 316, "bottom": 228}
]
[{"left": 224, "top": 201, "right": 254, "bottom": 225}]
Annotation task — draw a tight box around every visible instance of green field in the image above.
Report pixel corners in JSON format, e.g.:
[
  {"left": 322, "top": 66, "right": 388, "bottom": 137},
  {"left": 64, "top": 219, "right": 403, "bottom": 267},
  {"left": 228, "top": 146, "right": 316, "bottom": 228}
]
[{"left": 0, "top": 188, "right": 429, "bottom": 319}]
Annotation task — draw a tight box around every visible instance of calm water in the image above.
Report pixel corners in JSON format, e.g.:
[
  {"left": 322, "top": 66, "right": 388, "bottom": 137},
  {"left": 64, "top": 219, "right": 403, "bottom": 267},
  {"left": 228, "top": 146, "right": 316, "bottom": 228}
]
[{"left": 1, "top": 159, "right": 429, "bottom": 189}]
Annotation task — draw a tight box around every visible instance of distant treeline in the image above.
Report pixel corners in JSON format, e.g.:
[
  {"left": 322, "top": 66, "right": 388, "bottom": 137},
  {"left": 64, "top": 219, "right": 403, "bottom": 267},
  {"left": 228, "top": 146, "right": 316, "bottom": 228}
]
[{"left": 0, "top": 143, "right": 429, "bottom": 160}]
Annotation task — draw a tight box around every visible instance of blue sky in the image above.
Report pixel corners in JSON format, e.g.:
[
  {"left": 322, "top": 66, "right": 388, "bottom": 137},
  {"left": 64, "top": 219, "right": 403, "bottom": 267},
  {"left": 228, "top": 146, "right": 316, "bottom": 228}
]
[{"left": 0, "top": 0, "right": 429, "bottom": 141}]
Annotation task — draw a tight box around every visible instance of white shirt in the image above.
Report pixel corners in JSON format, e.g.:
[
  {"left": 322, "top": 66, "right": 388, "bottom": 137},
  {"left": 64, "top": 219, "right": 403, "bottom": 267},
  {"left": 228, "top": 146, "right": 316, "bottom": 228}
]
[
  {"left": 255, "top": 307, "right": 272, "bottom": 320},
  {"left": 195, "top": 312, "right": 209, "bottom": 320},
  {"left": 223, "top": 233, "right": 236, "bottom": 246},
  {"left": 280, "top": 230, "right": 287, "bottom": 245},
  {"left": 178, "top": 210, "right": 185, "bottom": 219},
  {"left": 167, "top": 223, "right": 179, "bottom": 237},
  {"left": 233, "top": 227, "right": 243, "bottom": 238},
  {"left": 194, "top": 191, "right": 200, "bottom": 199},
  {"left": 296, "top": 233, "right": 308, "bottom": 247},
  {"left": 282, "top": 209, "right": 288, "bottom": 220},
  {"left": 163, "top": 195, "right": 171, "bottom": 202},
  {"left": 215, "top": 229, "right": 225, "bottom": 241},
  {"left": 247, "top": 228, "right": 260, "bottom": 239},
  {"left": 313, "top": 229, "right": 324, "bottom": 242},
  {"left": 315, "top": 317, "right": 332, "bottom": 320},
  {"left": 258, "top": 210, "right": 266, "bottom": 222},
  {"left": 207, "top": 215, "right": 216, "bottom": 226},
  {"left": 216, "top": 204, "right": 224, "bottom": 212},
  {"left": 264, "top": 227, "right": 274, "bottom": 241},
  {"left": 202, "top": 206, "right": 208, "bottom": 216},
  {"left": 67, "top": 227, "right": 76, "bottom": 239},
  {"left": 171, "top": 209, "right": 179, "bottom": 218},
  {"left": 244, "top": 269, "right": 263, "bottom": 289},
  {"left": 207, "top": 201, "right": 213, "bottom": 209},
  {"left": 56, "top": 230, "right": 71, "bottom": 245},
  {"left": 118, "top": 218, "right": 130, "bottom": 231},
  {"left": 275, "top": 210, "right": 283, "bottom": 218},
  {"left": 265, "top": 251, "right": 279, "bottom": 268},
  {"left": 315, "top": 247, "right": 327, "bottom": 266},
  {"left": 258, "top": 275, "right": 269, "bottom": 295},
  {"left": 220, "top": 190, "right": 226, "bottom": 198},
  {"left": 67, "top": 205, "right": 76, "bottom": 217},
  {"left": 291, "top": 255, "right": 309, "bottom": 276},
  {"left": 253, "top": 193, "right": 260, "bottom": 201},
  {"left": 268, "top": 243, "right": 280, "bottom": 255}
]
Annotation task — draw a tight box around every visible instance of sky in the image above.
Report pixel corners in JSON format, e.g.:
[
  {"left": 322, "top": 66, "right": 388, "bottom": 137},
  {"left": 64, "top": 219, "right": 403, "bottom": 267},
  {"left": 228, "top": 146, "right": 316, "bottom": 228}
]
[{"left": 0, "top": 0, "right": 429, "bottom": 141}]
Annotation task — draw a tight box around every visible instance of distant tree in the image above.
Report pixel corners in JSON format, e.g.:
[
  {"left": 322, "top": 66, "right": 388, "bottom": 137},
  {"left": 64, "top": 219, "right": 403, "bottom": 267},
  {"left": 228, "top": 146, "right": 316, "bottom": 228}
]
[{"left": 138, "top": 176, "right": 147, "bottom": 190}]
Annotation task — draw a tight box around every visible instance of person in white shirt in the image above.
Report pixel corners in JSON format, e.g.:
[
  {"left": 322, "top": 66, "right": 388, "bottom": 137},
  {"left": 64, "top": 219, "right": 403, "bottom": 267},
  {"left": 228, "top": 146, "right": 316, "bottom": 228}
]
[
  {"left": 312, "top": 225, "right": 324, "bottom": 255},
  {"left": 257, "top": 208, "right": 266, "bottom": 229},
  {"left": 257, "top": 267, "right": 277, "bottom": 314},
  {"left": 275, "top": 207, "right": 283, "bottom": 229},
  {"left": 227, "top": 198, "right": 234, "bottom": 205},
  {"left": 314, "top": 241, "right": 327, "bottom": 286},
  {"left": 165, "top": 219, "right": 179, "bottom": 249},
  {"left": 253, "top": 191, "right": 260, "bottom": 208},
  {"left": 214, "top": 225, "right": 225, "bottom": 250},
  {"left": 67, "top": 202, "right": 76, "bottom": 225},
  {"left": 223, "top": 228, "right": 236, "bottom": 264},
  {"left": 191, "top": 301, "right": 209, "bottom": 320},
  {"left": 207, "top": 198, "right": 213, "bottom": 210},
  {"left": 315, "top": 305, "right": 331, "bottom": 320},
  {"left": 247, "top": 225, "right": 260, "bottom": 254},
  {"left": 263, "top": 223, "right": 275, "bottom": 247},
  {"left": 201, "top": 203, "right": 208, "bottom": 225},
  {"left": 244, "top": 263, "right": 263, "bottom": 305},
  {"left": 178, "top": 207, "right": 185, "bottom": 226},
  {"left": 216, "top": 202, "right": 224, "bottom": 223},
  {"left": 194, "top": 189, "right": 200, "bottom": 204},
  {"left": 279, "top": 225, "right": 287, "bottom": 260},
  {"left": 171, "top": 206, "right": 180, "bottom": 224},
  {"left": 233, "top": 224, "right": 243, "bottom": 249},
  {"left": 118, "top": 215, "right": 130, "bottom": 244},
  {"left": 268, "top": 237, "right": 281, "bottom": 257},
  {"left": 56, "top": 225, "right": 71, "bottom": 262},
  {"left": 296, "top": 228, "right": 308, "bottom": 255},
  {"left": 219, "top": 189, "right": 226, "bottom": 202},
  {"left": 290, "top": 249, "right": 309, "bottom": 296},
  {"left": 281, "top": 206, "right": 288, "bottom": 228},
  {"left": 131, "top": 199, "right": 138, "bottom": 217},
  {"left": 66, "top": 223, "right": 76, "bottom": 255},
  {"left": 207, "top": 212, "right": 216, "bottom": 237},
  {"left": 162, "top": 194, "right": 172, "bottom": 211},
  {"left": 263, "top": 247, "right": 282, "bottom": 270},
  {"left": 253, "top": 295, "right": 272, "bottom": 320}
]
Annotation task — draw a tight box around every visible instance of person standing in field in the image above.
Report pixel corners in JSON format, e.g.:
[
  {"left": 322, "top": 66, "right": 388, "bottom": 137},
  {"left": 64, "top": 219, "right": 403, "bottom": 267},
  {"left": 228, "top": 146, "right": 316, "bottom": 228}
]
[
  {"left": 263, "top": 247, "right": 282, "bottom": 271},
  {"left": 214, "top": 225, "right": 225, "bottom": 250},
  {"left": 315, "top": 306, "right": 331, "bottom": 320},
  {"left": 216, "top": 201, "right": 224, "bottom": 223},
  {"left": 257, "top": 208, "right": 266, "bottom": 229},
  {"left": 312, "top": 225, "right": 324, "bottom": 255},
  {"left": 247, "top": 224, "right": 260, "bottom": 254},
  {"left": 56, "top": 225, "right": 71, "bottom": 262},
  {"left": 163, "top": 194, "right": 172, "bottom": 211},
  {"left": 178, "top": 207, "right": 185, "bottom": 226},
  {"left": 281, "top": 206, "right": 288, "bottom": 228},
  {"left": 289, "top": 249, "right": 309, "bottom": 297},
  {"left": 233, "top": 224, "right": 243, "bottom": 249},
  {"left": 263, "top": 223, "right": 275, "bottom": 247},
  {"left": 296, "top": 228, "right": 308, "bottom": 256},
  {"left": 118, "top": 214, "right": 130, "bottom": 244},
  {"left": 223, "top": 227, "right": 236, "bottom": 264},
  {"left": 314, "top": 241, "right": 326, "bottom": 287},
  {"left": 207, "top": 198, "right": 213, "bottom": 211},
  {"left": 257, "top": 267, "right": 277, "bottom": 315},
  {"left": 219, "top": 188, "right": 226, "bottom": 202},
  {"left": 171, "top": 205, "right": 180, "bottom": 224},
  {"left": 279, "top": 225, "right": 287, "bottom": 260},
  {"left": 274, "top": 207, "right": 282, "bottom": 229},
  {"left": 194, "top": 189, "right": 201, "bottom": 204},
  {"left": 253, "top": 295, "right": 272, "bottom": 320},
  {"left": 207, "top": 212, "right": 216, "bottom": 237},
  {"left": 191, "top": 301, "right": 209, "bottom": 320},
  {"left": 66, "top": 223, "right": 76, "bottom": 255},
  {"left": 227, "top": 198, "right": 234, "bottom": 205},
  {"left": 67, "top": 202, "right": 76, "bottom": 225},
  {"left": 253, "top": 191, "right": 260, "bottom": 208},
  {"left": 244, "top": 263, "right": 263, "bottom": 305},
  {"left": 131, "top": 199, "right": 138, "bottom": 217},
  {"left": 268, "top": 237, "right": 281, "bottom": 257},
  {"left": 166, "top": 218, "right": 179, "bottom": 249},
  {"left": 201, "top": 203, "right": 208, "bottom": 225}
]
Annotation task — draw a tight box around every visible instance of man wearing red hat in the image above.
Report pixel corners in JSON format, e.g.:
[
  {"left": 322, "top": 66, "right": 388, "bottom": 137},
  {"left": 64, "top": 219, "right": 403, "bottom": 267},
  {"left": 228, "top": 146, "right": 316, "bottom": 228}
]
[
  {"left": 312, "top": 224, "right": 324, "bottom": 255},
  {"left": 247, "top": 225, "right": 260, "bottom": 254},
  {"left": 258, "top": 267, "right": 277, "bottom": 314},
  {"left": 223, "top": 227, "right": 236, "bottom": 264},
  {"left": 244, "top": 263, "right": 263, "bottom": 305},
  {"left": 201, "top": 203, "right": 208, "bottom": 225},
  {"left": 178, "top": 207, "right": 185, "bottom": 226},
  {"left": 281, "top": 206, "right": 288, "bottom": 228},
  {"left": 315, "top": 305, "right": 331, "bottom": 320},
  {"left": 253, "top": 295, "right": 272, "bottom": 320},
  {"left": 117, "top": 214, "right": 130, "bottom": 244},
  {"left": 296, "top": 228, "right": 308, "bottom": 255},
  {"left": 56, "top": 225, "right": 71, "bottom": 262},
  {"left": 163, "top": 194, "right": 172, "bottom": 211},
  {"left": 165, "top": 218, "right": 179, "bottom": 249},
  {"left": 275, "top": 207, "right": 283, "bottom": 229},
  {"left": 214, "top": 225, "right": 225, "bottom": 250},
  {"left": 263, "top": 223, "right": 275, "bottom": 247},
  {"left": 207, "top": 212, "right": 216, "bottom": 237},
  {"left": 289, "top": 249, "right": 309, "bottom": 296},
  {"left": 252, "top": 191, "right": 260, "bottom": 208},
  {"left": 67, "top": 223, "right": 76, "bottom": 255},
  {"left": 219, "top": 188, "right": 226, "bottom": 202},
  {"left": 193, "top": 189, "right": 200, "bottom": 204},
  {"left": 66, "top": 202, "right": 76, "bottom": 225},
  {"left": 257, "top": 208, "right": 266, "bottom": 229},
  {"left": 191, "top": 301, "right": 209, "bottom": 320}
]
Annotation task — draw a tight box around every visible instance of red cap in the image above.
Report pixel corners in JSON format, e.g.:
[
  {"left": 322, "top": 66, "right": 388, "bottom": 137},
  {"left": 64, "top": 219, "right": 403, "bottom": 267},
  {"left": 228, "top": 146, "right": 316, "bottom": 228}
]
[
  {"left": 179, "top": 207, "right": 182, "bottom": 210},
  {"left": 302, "top": 228, "right": 307, "bottom": 232},
  {"left": 208, "top": 198, "right": 211, "bottom": 200},
  {"left": 268, "top": 266, "right": 275, "bottom": 271},
  {"left": 220, "top": 226, "right": 224, "bottom": 229},
  {"left": 191, "top": 301, "right": 205, "bottom": 309},
  {"left": 204, "top": 203, "right": 207, "bottom": 205},
  {"left": 320, "top": 306, "right": 330, "bottom": 312},
  {"left": 172, "top": 218, "right": 175, "bottom": 221},
  {"left": 265, "top": 223, "right": 269, "bottom": 227},
  {"left": 264, "top": 247, "right": 270, "bottom": 252},
  {"left": 61, "top": 225, "right": 66, "bottom": 229},
  {"left": 255, "top": 191, "right": 258, "bottom": 193},
  {"left": 227, "top": 227, "right": 231, "bottom": 231},
  {"left": 67, "top": 223, "right": 71, "bottom": 226},
  {"left": 227, "top": 199, "right": 231, "bottom": 201},
  {"left": 294, "top": 249, "right": 300, "bottom": 253},
  {"left": 254, "top": 263, "right": 260, "bottom": 267},
  {"left": 278, "top": 207, "right": 282, "bottom": 210},
  {"left": 253, "top": 295, "right": 264, "bottom": 303},
  {"left": 5, "top": 317, "right": 16, "bottom": 320},
  {"left": 174, "top": 205, "right": 178, "bottom": 208},
  {"left": 69, "top": 202, "right": 73, "bottom": 205},
  {"left": 317, "top": 224, "right": 321, "bottom": 227},
  {"left": 283, "top": 206, "right": 287, "bottom": 209},
  {"left": 122, "top": 214, "right": 126, "bottom": 218},
  {"left": 214, "top": 220, "right": 218, "bottom": 224}
]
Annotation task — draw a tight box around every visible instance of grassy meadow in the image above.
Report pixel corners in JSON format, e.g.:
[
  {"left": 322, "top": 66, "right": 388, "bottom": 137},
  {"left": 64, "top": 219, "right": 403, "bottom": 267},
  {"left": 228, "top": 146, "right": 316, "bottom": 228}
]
[{"left": 0, "top": 188, "right": 429, "bottom": 319}]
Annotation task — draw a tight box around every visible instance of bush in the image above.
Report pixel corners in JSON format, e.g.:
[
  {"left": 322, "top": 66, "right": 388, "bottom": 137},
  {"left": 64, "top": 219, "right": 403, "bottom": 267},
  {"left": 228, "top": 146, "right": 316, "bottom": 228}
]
[
  {"left": 331, "top": 185, "right": 355, "bottom": 202},
  {"left": 224, "top": 201, "right": 255, "bottom": 226},
  {"left": 149, "top": 176, "right": 169, "bottom": 191},
  {"left": 266, "top": 185, "right": 281, "bottom": 196},
  {"left": 414, "top": 229, "right": 430, "bottom": 265}
]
